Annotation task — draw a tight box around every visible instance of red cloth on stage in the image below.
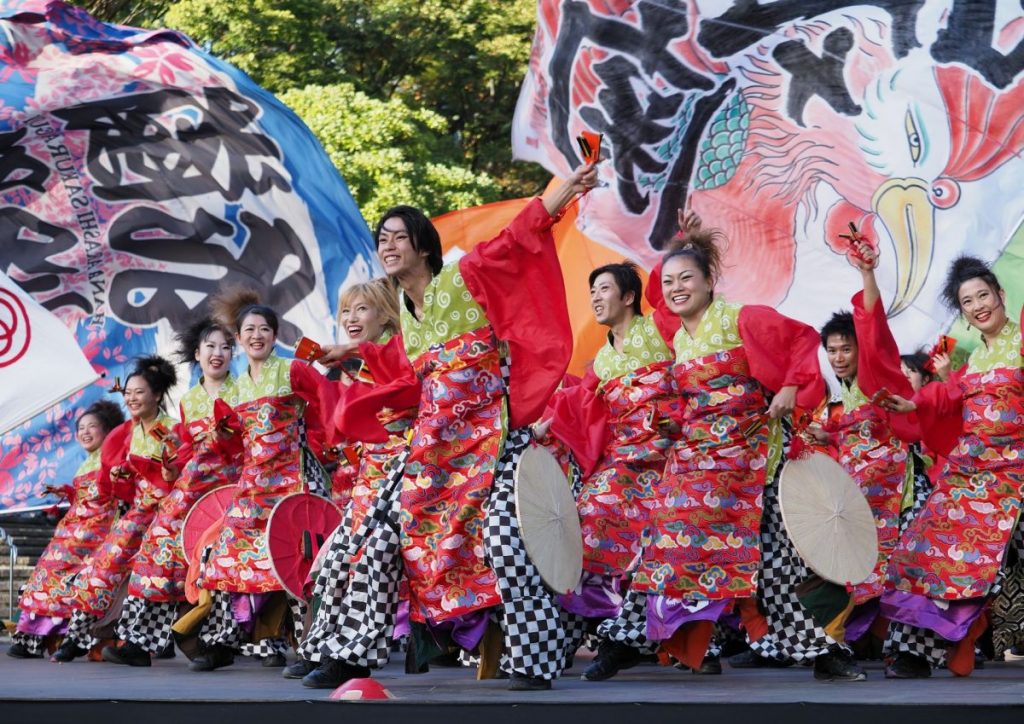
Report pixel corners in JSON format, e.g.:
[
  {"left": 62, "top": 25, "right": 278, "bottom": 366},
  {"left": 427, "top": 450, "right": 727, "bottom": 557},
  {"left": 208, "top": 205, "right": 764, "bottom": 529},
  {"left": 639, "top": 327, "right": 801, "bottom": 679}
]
[
  {"left": 850, "top": 291, "right": 921, "bottom": 442},
  {"left": 547, "top": 369, "right": 608, "bottom": 478},
  {"left": 736, "top": 305, "right": 824, "bottom": 409},
  {"left": 645, "top": 260, "right": 680, "bottom": 350},
  {"left": 459, "top": 197, "right": 572, "bottom": 428},
  {"left": 912, "top": 369, "right": 966, "bottom": 458},
  {"left": 334, "top": 334, "right": 420, "bottom": 445}
]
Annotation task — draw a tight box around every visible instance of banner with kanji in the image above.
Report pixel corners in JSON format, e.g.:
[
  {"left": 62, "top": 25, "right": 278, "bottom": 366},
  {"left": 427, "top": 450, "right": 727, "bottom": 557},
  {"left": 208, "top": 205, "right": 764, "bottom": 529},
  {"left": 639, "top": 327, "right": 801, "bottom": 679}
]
[{"left": 0, "top": 1, "right": 376, "bottom": 511}]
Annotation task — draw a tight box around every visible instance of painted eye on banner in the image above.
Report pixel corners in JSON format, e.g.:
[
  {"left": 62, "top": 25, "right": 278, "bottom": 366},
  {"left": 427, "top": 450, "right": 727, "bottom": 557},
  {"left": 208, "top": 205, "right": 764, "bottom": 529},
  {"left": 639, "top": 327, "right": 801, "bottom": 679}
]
[
  {"left": 904, "top": 109, "right": 922, "bottom": 164},
  {"left": 929, "top": 178, "right": 961, "bottom": 210}
]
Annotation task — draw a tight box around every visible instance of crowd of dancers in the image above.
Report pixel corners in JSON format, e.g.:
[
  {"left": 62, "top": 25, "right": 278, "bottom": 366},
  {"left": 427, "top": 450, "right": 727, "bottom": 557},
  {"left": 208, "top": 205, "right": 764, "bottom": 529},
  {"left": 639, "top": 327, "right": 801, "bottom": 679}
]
[{"left": 6, "top": 164, "right": 1023, "bottom": 692}]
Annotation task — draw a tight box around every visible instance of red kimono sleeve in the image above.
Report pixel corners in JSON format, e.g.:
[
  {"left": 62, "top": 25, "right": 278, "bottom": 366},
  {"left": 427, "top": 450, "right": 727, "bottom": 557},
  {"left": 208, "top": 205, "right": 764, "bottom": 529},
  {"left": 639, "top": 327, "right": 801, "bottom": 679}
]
[
  {"left": 737, "top": 305, "right": 825, "bottom": 410},
  {"left": 458, "top": 197, "right": 572, "bottom": 429},
  {"left": 334, "top": 334, "right": 421, "bottom": 444},
  {"left": 210, "top": 398, "right": 245, "bottom": 461},
  {"left": 850, "top": 291, "right": 922, "bottom": 442},
  {"left": 912, "top": 368, "right": 965, "bottom": 457},
  {"left": 169, "top": 404, "right": 196, "bottom": 470},
  {"left": 644, "top": 260, "right": 681, "bottom": 349},
  {"left": 547, "top": 369, "right": 608, "bottom": 479},
  {"left": 290, "top": 359, "right": 335, "bottom": 462},
  {"left": 99, "top": 420, "right": 133, "bottom": 503}
]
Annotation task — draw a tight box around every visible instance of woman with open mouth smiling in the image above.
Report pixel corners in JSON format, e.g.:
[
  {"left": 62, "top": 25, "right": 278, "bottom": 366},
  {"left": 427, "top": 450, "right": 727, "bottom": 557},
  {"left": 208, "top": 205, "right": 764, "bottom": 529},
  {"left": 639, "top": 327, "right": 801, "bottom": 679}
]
[
  {"left": 54, "top": 356, "right": 178, "bottom": 663},
  {"left": 288, "top": 278, "right": 420, "bottom": 686},
  {"left": 875, "top": 256, "right": 1023, "bottom": 679},
  {"left": 105, "top": 318, "right": 243, "bottom": 669},
  {"left": 192, "top": 290, "right": 335, "bottom": 671},
  {"left": 9, "top": 400, "right": 125, "bottom": 660},
  {"left": 586, "top": 220, "right": 865, "bottom": 682}
]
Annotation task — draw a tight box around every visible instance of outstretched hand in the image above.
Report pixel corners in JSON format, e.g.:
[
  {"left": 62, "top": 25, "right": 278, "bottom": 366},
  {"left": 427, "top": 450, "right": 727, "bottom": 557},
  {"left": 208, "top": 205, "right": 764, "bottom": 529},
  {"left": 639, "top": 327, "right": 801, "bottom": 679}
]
[
  {"left": 542, "top": 163, "right": 600, "bottom": 217},
  {"left": 677, "top": 207, "right": 702, "bottom": 236}
]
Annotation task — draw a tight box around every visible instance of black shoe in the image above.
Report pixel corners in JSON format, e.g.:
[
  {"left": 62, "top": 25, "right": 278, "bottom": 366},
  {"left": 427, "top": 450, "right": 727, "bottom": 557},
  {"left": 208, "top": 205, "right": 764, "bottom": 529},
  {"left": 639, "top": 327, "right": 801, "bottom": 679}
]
[
  {"left": 50, "top": 641, "right": 88, "bottom": 663},
  {"left": 694, "top": 655, "right": 722, "bottom": 675},
  {"left": 261, "top": 653, "right": 287, "bottom": 668},
  {"left": 101, "top": 641, "right": 150, "bottom": 667},
  {"left": 7, "top": 643, "right": 43, "bottom": 659},
  {"left": 884, "top": 652, "right": 931, "bottom": 679},
  {"left": 283, "top": 658, "right": 317, "bottom": 679},
  {"left": 155, "top": 642, "right": 176, "bottom": 659},
  {"left": 188, "top": 645, "right": 235, "bottom": 672},
  {"left": 102, "top": 641, "right": 152, "bottom": 667},
  {"left": 508, "top": 673, "right": 552, "bottom": 691},
  {"left": 301, "top": 659, "right": 371, "bottom": 689},
  {"left": 728, "top": 649, "right": 795, "bottom": 668},
  {"left": 581, "top": 640, "right": 641, "bottom": 682},
  {"left": 814, "top": 647, "right": 866, "bottom": 682}
]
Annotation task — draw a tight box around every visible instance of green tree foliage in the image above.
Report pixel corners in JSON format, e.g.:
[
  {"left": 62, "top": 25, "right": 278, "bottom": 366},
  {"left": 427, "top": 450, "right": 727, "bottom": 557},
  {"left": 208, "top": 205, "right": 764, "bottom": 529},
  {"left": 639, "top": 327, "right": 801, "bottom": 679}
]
[
  {"left": 280, "top": 83, "right": 501, "bottom": 221},
  {"left": 74, "top": 0, "right": 548, "bottom": 221}
]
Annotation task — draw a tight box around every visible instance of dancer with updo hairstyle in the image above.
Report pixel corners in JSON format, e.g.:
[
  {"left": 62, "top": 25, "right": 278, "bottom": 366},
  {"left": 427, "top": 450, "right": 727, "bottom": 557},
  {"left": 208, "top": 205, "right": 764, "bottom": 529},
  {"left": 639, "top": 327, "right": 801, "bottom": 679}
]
[
  {"left": 190, "top": 289, "right": 334, "bottom": 672},
  {"left": 105, "top": 318, "right": 242, "bottom": 667},
  {"left": 9, "top": 400, "right": 125, "bottom": 659},
  {"left": 53, "top": 356, "right": 178, "bottom": 663},
  {"left": 877, "top": 256, "right": 1023, "bottom": 678}
]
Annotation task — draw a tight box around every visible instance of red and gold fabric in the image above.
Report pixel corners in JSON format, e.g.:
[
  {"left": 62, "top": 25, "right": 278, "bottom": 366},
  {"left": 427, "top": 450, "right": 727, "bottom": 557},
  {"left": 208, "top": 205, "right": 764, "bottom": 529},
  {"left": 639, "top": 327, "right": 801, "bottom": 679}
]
[
  {"left": 127, "top": 379, "right": 242, "bottom": 602},
  {"left": 887, "top": 318, "right": 1024, "bottom": 600},
  {"left": 632, "top": 298, "right": 823, "bottom": 600},
  {"left": 71, "top": 413, "right": 177, "bottom": 615},
  {"left": 550, "top": 315, "right": 678, "bottom": 577},
  {"left": 202, "top": 353, "right": 333, "bottom": 594},
  {"left": 18, "top": 451, "right": 116, "bottom": 618}
]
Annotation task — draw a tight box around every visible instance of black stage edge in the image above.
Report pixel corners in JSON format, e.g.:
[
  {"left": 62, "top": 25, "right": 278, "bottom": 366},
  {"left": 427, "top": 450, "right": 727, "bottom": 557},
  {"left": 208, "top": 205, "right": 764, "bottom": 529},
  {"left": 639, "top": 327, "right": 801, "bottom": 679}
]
[{"left": 6, "top": 648, "right": 1024, "bottom": 724}]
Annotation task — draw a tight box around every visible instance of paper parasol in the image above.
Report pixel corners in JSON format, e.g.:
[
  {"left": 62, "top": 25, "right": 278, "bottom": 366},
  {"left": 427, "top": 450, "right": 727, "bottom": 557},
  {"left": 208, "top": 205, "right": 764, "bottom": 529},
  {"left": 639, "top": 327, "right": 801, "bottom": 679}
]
[
  {"left": 268, "top": 493, "right": 343, "bottom": 599},
  {"left": 778, "top": 452, "right": 878, "bottom": 586},
  {"left": 514, "top": 444, "right": 583, "bottom": 594},
  {"left": 180, "top": 486, "right": 236, "bottom": 562}
]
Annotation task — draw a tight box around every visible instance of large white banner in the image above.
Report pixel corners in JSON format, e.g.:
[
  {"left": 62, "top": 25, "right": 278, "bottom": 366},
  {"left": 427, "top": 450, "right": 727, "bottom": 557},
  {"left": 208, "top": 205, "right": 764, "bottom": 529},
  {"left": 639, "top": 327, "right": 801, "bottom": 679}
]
[{"left": 0, "top": 271, "right": 97, "bottom": 435}]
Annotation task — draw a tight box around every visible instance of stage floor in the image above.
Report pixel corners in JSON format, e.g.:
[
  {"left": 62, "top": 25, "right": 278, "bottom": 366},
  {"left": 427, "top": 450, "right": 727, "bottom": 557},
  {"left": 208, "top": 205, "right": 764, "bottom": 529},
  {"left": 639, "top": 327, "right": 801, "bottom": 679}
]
[{"left": 5, "top": 643, "right": 1024, "bottom": 724}]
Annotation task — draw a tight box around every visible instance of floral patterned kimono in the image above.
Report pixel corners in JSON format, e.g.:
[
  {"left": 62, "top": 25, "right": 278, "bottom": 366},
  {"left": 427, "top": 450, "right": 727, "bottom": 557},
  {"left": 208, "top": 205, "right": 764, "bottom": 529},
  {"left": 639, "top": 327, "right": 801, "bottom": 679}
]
[
  {"left": 63, "top": 413, "right": 177, "bottom": 650},
  {"left": 194, "top": 352, "right": 333, "bottom": 660},
  {"left": 883, "top": 316, "right": 1024, "bottom": 674},
  {"left": 114, "top": 378, "right": 244, "bottom": 654},
  {"left": 14, "top": 450, "right": 117, "bottom": 652},
  {"left": 318, "top": 198, "right": 574, "bottom": 680},
  {"left": 597, "top": 294, "right": 825, "bottom": 668},
  {"left": 549, "top": 315, "right": 678, "bottom": 618},
  {"left": 300, "top": 332, "right": 419, "bottom": 666},
  {"left": 202, "top": 353, "right": 331, "bottom": 594}
]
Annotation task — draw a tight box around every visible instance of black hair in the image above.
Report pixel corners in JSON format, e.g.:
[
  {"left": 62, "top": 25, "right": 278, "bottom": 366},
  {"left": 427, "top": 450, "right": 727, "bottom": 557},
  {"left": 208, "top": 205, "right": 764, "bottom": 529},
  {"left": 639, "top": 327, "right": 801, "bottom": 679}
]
[
  {"left": 374, "top": 205, "right": 443, "bottom": 277},
  {"left": 941, "top": 255, "right": 1002, "bottom": 312},
  {"left": 662, "top": 228, "right": 725, "bottom": 287},
  {"left": 900, "top": 350, "right": 934, "bottom": 385},
  {"left": 210, "top": 287, "right": 279, "bottom": 335},
  {"left": 77, "top": 399, "right": 125, "bottom": 433},
  {"left": 175, "top": 316, "right": 235, "bottom": 368},
  {"left": 820, "top": 311, "right": 856, "bottom": 348},
  {"left": 124, "top": 354, "right": 177, "bottom": 403},
  {"left": 589, "top": 262, "right": 643, "bottom": 315}
]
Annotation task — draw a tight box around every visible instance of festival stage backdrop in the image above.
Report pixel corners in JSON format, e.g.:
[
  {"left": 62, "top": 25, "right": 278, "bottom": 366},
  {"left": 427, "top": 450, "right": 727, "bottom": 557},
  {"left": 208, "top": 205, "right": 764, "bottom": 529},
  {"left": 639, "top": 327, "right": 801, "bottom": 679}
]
[
  {"left": 0, "top": 1, "right": 377, "bottom": 512},
  {"left": 512, "top": 0, "right": 1024, "bottom": 353}
]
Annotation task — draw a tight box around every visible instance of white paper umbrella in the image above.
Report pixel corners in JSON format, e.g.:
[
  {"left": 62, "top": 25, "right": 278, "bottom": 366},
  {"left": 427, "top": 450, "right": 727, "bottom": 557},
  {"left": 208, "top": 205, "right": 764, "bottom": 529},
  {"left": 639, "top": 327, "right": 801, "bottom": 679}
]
[
  {"left": 514, "top": 445, "right": 583, "bottom": 594},
  {"left": 779, "top": 452, "right": 878, "bottom": 586}
]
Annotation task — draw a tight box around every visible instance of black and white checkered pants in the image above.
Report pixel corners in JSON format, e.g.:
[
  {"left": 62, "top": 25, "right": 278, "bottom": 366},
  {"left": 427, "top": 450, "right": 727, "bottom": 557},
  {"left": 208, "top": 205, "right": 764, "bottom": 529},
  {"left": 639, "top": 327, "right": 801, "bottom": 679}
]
[
  {"left": 749, "top": 466, "right": 838, "bottom": 662},
  {"left": 299, "top": 446, "right": 410, "bottom": 668},
  {"left": 116, "top": 596, "right": 178, "bottom": 654},
  {"left": 64, "top": 609, "right": 100, "bottom": 650},
  {"left": 899, "top": 449, "right": 934, "bottom": 532},
  {"left": 11, "top": 632, "right": 45, "bottom": 655},
  {"left": 299, "top": 492, "right": 404, "bottom": 667},
  {"left": 484, "top": 427, "right": 568, "bottom": 680},
  {"left": 199, "top": 591, "right": 306, "bottom": 658}
]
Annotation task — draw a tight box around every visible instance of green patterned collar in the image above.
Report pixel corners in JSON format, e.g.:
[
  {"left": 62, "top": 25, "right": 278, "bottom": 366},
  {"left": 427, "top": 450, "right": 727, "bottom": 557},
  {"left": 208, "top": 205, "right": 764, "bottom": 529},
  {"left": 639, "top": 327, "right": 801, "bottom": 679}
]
[
  {"left": 968, "top": 318, "right": 1022, "bottom": 373},
  {"left": 672, "top": 298, "right": 743, "bottom": 363},
  {"left": 593, "top": 315, "right": 671, "bottom": 382}
]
